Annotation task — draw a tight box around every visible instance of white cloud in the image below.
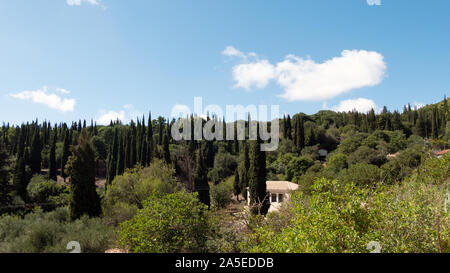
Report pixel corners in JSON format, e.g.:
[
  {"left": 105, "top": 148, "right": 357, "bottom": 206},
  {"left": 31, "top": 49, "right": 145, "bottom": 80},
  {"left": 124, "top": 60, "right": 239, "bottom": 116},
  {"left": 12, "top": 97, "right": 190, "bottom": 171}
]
[
  {"left": 233, "top": 60, "right": 276, "bottom": 89},
  {"left": 10, "top": 86, "right": 75, "bottom": 112},
  {"left": 331, "top": 98, "right": 379, "bottom": 113},
  {"left": 225, "top": 47, "right": 387, "bottom": 101},
  {"left": 56, "top": 88, "right": 70, "bottom": 94},
  {"left": 96, "top": 104, "right": 143, "bottom": 125},
  {"left": 277, "top": 50, "right": 386, "bottom": 101},
  {"left": 96, "top": 110, "right": 125, "bottom": 125},
  {"left": 222, "top": 46, "right": 246, "bottom": 59},
  {"left": 367, "top": 0, "right": 381, "bottom": 6}
]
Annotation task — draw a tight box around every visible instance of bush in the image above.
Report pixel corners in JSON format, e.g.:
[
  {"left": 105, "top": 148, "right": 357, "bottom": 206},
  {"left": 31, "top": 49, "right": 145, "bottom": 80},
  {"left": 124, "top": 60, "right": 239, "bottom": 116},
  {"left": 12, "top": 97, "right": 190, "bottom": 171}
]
[
  {"left": 347, "top": 146, "right": 386, "bottom": 167},
  {"left": 0, "top": 207, "right": 115, "bottom": 253},
  {"left": 327, "top": 153, "right": 348, "bottom": 174},
  {"left": 286, "top": 156, "right": 315, "bottom": 181},
  {"left": 208, "top": 152, "right": 237, "bottom": 184},
  {"left": 26, "top": 175, "right": 69, "bottom": 211},
  {"left": 103, "top": 160, "right": 179, "bottom": 225},
  {"left": 118, "top": 191, "right": 211, "bottom": 253},
  {"left": 241, "top": 171, "right": 449, "bottom": 253},
  {"left": 338, "top": 163, "right": 382, "bottom": 186},
  {"left": 210, "top": 183, "right": 232, "bottom": 209}
]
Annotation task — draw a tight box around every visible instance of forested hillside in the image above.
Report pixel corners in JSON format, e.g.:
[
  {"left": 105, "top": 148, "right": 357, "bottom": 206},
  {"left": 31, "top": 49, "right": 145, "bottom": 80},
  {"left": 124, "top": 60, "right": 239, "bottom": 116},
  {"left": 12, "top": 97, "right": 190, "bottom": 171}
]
[{"left": 0, "top": 97, "right": 448, "bottom": 253}]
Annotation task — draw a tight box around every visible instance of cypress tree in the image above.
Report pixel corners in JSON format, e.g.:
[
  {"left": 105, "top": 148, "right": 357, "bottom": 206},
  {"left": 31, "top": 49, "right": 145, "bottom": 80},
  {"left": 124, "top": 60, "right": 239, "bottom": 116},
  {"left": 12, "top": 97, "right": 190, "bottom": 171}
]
[
  {"left": 233, "top": 122, "right": 239, "bottom": 154},
  {"left": 116, "top": 133, "right": 125, "bottom": 175},
  {"left": 193, "top": 148, "right": 210, "bottom": 208},
  {"left": 248, "top": 123, "right": 269, "bottom": 215},
  {"left": 13, "top": 153, "right": 28, "bottom": 200},
  {"left": 163, "top": 127, "right": 171, "bottom": 165},
  {"left": 124, "top": 130, "right": 131, "bottom": 169},
  {"left": 158, "top": 118, "right": 163, "bottom": 145},
  {"left": 140, "top": 139, "right": 148, "bottom": 167},
  {"left": 130, "top": 121, "right": 137, "bottom": 166},
  {"left": 431, "top": 106, "right": 438, "bottom": 139},
  {"left": 233, "top": 168, "right": 241, "bottom": 201},
  {"left": 147, "top": 112, "right": 153, "bottom": 165},
  {"left": 66, "top": 129, "right": 101, "bottom": 220},
  {"left": 0, "top": 141, "right": 12, "bottom": 213},
  {"left": 48, "top": 129, "right": 57, "bottom": 181},
  {"left": 239, "top": 140, "right": 250, "bottom": 200},
  {"left": 415, "top": 110, "right": 427, "bottom": 138},
  {"left": 29, "top": 127, "right": 42, "bottom": 174},
  {"left": 106, "top": 127, "right": 119, "bottom": 187},
  {"left": 61, "top": 130, "right": 71, "bottom": 182},
  {"left": 286, "top": 115, "right": 292, "bottom": 139}
]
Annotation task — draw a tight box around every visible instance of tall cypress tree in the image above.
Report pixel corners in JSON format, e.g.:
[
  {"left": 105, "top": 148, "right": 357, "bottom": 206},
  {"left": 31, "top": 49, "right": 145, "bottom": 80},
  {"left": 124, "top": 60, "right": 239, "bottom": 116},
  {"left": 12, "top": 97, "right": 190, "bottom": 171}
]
[
  {"left": 106, "top": 127, "right": 119, "bottom": 187},
  {"left": 48, "top": 129, "right": 57, "bottom": 181},
  {"left": 248, "top": 123, "right": 269, "bottom": 215},
  {"left": 193, "top": 148, "right": 210, "bottom": 208},
  {"left": 13, "top": 153, "right": 28, "bottom": 200},
  {"left": 0, "top": 141, "right": 12, "bottom": 214},
  {"left": 140, "top": 139, "right": 148, "bottom": 167},
  {"left": 286, "top": 115, "right": 292, "bottom": 139},
  {"left": 61, "top": 130, "right": 71, "bottom": 182},
  {"left": 29, "top": 127, "right": 42, "bottom": 174},
  {"left": 431, "top": 106, "right": 438, "bottom": 139},
  {"left": 163, "top": 127, "right": 171, "bottom": 165},
  {"left": 116, "top": 133, "right": 125, "bottom": 175},
  {"left": 239, "top": 141, "right": 250, "bottom": 200},
  {"left": 233, "top": 168, "right": 241, "bottom": 201},
  {"left": 147, "top": 112, "right": 153, "bottom": 165},
  {"left": 124, "top": 130, "right": 131, "bottom": 169},
  {"left": 130, "top": 121, "right": 137, "bottom": 166},
  {"left": 66, "top": 129, "right": 101, "bottom": 220}
]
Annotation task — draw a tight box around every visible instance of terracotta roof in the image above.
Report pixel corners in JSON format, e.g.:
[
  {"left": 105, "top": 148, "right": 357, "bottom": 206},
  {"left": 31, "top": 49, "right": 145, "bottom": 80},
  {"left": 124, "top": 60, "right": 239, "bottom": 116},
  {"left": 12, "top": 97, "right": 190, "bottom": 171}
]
[{"left": 266, "top": 181, "right": 299, "bottom": 192}]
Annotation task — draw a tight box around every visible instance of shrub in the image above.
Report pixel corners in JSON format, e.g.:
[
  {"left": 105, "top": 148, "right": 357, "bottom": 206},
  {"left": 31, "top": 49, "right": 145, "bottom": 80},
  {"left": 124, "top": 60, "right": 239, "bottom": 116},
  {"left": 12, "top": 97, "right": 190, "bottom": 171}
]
[
  {"left": 26, "top": 175, "right": 69, "bottom": 211},
  {"left": 210, "top": 183, "right": 232, "bottom": 209},
  {"left": 103, "top": 160, "right": 178, "bottom": 225},
  {"left": 118, "top": 191, "right": 210, "bottom": 253},
  {"left": 0, "top": 207, "right": 115, "bottom": 253}
]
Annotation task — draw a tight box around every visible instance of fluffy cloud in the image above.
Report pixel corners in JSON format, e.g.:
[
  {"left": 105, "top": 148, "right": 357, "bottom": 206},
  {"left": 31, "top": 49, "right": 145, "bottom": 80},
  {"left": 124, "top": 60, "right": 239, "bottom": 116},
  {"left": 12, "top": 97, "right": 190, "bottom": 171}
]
[
  {"left": 277, "top": 50, "right": 386, "bottom": 101},
  {"left": 96, "top": 110, "right": 125, "bottom": 125},
  {"left": 331, "top": 98, "right": 379, "bottom": 113},
  {"left": 222, "top": 46, "right": 246, "bottom": 59},
  {"left": 10, "top": 86, "right": 75, "bottom": 112},
  {"left": 96, "top": 104, "right": 143, "bottom": 125},
  {"left": 367, "top": 0, "right": 381, "bottom": 6},
  {"left": 224, "top": 47, "right": 387, "bottom": 101},
  {"left": 233, "top": 60, "right": 276, "bottom": 89}
]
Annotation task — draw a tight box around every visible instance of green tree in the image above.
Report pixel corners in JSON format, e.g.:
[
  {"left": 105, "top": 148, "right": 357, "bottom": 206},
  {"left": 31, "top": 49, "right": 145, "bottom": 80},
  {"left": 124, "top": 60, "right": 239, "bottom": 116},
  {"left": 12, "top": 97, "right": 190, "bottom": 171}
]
[
  {"left": 239, "top": 141, "right": 250, "bottom": 199},
  {"left": 66, "top": 129, "right": 101, "bottom": 220},
  {"left": 61, "top": 131, "right": 71, "bottom": 182},
  {"left": 48, "top": 130, "right": 57, "bottom": 181},
  {"left": 116, "top": 133, "right": 125, "bottom": 175},
  {"left": 106, "top": 127, "right": 118, "bottom": 187},
  {"left": 0, "top": 141, "right": 12, "bottom": 214},
  {"left": 194, "top": 148, "right": 210, "bottom": 208},
  {"left": 29, "top": 128, "right": 42, "bottom": 174},
  {"left": 162, "top": 127, "right": 171, "bottom": 165},
  {"left": 233, "top": 169, "right": 241, "bottom": 200},
  {"left": 248, "top": 125, "right": 269, "bottom": 215}
]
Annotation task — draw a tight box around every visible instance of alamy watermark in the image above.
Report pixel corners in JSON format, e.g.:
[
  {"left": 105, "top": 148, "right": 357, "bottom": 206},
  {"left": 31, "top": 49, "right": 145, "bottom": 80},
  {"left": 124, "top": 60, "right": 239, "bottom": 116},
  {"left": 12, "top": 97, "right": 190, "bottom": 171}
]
[{"left": 170, "top": 97, "right": 280, "bottom": 151}]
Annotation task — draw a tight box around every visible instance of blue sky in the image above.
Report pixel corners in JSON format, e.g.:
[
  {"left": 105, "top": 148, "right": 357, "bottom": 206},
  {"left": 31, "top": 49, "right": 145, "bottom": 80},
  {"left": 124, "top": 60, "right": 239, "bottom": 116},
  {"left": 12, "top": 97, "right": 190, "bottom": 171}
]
[{"left": 1, "top": 0, "right": 449, "bottom": 125}]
